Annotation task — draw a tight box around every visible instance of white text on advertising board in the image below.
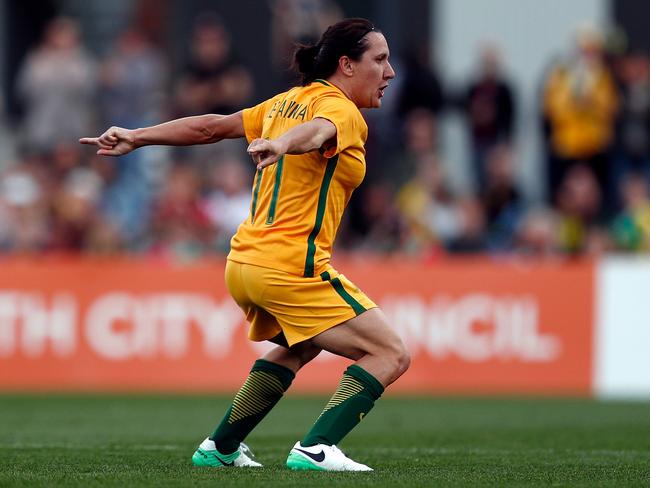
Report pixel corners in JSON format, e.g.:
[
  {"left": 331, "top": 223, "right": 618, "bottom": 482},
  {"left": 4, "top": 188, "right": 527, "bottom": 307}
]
[{"left": 381, "top": 294, "right": 561, "bottom": 362}]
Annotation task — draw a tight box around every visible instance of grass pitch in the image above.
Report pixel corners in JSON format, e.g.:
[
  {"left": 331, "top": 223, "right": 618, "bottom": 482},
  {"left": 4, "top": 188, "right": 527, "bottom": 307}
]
[{"left": 1, "top": 394, "right": 649, "bottom": 487}]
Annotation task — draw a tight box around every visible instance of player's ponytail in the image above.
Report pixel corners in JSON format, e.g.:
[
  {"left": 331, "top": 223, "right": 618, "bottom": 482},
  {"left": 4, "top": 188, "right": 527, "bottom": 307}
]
[
  {"left": 292, "top": 18, "right": 377, "bottom": 86},
  {"left": 294, "top": 44, "right": 320, "bottom": 84}
]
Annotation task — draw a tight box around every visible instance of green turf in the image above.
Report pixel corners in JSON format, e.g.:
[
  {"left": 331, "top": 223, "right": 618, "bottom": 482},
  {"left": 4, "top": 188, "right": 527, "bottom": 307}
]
[{"left": 1, "top": 394, "right": 649, "bottom": 487}]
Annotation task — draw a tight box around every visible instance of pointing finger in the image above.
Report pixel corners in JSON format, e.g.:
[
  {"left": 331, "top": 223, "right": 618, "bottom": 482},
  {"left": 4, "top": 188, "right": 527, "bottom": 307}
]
[{"left": 257, "top": 155, "right": 280, "bottom": 170}]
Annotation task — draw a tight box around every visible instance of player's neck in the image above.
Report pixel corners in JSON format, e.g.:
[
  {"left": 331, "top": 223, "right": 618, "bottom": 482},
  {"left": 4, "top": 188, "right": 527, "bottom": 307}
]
[{"left": 325, "top": 74, "right": 356, "bottom": 105}]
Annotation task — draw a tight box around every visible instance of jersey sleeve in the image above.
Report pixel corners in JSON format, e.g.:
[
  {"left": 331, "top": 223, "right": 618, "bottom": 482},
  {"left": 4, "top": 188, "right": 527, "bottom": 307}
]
[
  {"left": 242, "top": 98, "right": 272, "bottom": 143},
  {"left": 311, "top": 94, "right": 367, "bottom": 158}
]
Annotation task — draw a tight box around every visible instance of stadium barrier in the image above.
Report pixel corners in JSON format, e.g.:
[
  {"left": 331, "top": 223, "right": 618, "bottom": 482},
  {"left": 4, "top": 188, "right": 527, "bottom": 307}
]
[{"left": 0, "top": 256, "right": 647, "bottom": 397}]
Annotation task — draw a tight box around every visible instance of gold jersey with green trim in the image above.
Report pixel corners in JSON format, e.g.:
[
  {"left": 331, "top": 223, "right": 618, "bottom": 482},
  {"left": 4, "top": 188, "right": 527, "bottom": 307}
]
[{"left": 228, "top": 80, "right": 368, "bottom": 277}]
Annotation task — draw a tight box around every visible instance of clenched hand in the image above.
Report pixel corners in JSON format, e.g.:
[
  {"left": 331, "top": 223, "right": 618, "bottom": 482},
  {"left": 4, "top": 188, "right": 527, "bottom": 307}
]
[{"left": 247, "top": 138, "right": 287, "bottom": 170}]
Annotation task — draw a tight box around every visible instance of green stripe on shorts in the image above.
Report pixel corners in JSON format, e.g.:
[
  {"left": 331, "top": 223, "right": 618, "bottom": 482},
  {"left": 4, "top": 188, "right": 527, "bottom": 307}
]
[{"left": 320, "top": 271, "right": 366, "bottom": 316}]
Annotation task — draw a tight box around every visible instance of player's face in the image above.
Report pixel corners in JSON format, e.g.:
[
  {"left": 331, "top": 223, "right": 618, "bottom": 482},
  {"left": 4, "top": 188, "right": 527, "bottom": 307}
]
[{"left": 350, "top": 32, "right": 395, "bottom": 109}]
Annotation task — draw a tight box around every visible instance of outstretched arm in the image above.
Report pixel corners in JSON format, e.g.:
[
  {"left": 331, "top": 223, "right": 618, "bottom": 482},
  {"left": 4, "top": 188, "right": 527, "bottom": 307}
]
[
  {"left": 247, "top": 117, "right": 336, "bottom": 169},
  {"left": 79, "top": 112, "right": 245, "bottom": 156}
]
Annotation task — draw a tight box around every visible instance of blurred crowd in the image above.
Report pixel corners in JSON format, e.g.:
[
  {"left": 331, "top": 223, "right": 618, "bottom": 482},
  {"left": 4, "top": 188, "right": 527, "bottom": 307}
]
[{"left": 1, "top": 9, "right": 650, "bottom": 261}]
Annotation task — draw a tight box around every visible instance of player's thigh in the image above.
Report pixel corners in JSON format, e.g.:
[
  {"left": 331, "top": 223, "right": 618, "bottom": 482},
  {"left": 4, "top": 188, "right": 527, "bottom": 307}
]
[
  {"left": 260, "top": 267, "right": 376, "bottom": 347},
  {"left": 307, "top": 307, "right": 405, "bottom": 361}
]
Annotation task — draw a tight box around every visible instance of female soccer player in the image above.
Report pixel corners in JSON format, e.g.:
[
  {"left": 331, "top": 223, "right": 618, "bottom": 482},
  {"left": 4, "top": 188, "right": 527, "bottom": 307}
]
[{"left": 80, "top": 18, "right": 409, "bottom": 471}]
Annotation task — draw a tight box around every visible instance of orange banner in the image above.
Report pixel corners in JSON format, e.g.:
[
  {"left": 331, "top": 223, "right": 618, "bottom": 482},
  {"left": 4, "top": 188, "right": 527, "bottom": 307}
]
[{"left": 0, "top": 257, "right": 594, "bottom": 394}]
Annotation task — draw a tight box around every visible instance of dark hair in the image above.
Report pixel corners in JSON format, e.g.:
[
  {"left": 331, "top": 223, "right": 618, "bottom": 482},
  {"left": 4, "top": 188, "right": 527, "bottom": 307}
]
[{"left": 293, "top": 18, "right": 377, "bottom": 86}]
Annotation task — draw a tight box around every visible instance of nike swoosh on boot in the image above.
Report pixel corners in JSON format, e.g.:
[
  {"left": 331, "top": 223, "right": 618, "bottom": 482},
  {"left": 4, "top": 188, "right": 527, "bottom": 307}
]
[
  {"left": 213, "top": 453, "right": 234, "bottom": 466},
  {"left": 294, "top": 448, "right": 325, "bottom": 462}
]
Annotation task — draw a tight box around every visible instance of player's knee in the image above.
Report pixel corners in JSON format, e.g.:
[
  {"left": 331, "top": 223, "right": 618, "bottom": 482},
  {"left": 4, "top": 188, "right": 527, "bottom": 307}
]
[
  {"left": 383, "top": 341, "right": 410, "bottom": 384},
  {"left": 397, "top": 345, "right": 411, "bottom": 376},
  {"left": 392, "top": 342, "right": 411, "bottom": 378}
]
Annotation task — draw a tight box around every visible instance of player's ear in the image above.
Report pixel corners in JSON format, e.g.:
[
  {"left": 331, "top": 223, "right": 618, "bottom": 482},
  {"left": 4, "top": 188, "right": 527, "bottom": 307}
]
[{"left": 339, "top": 56, "right": 354, "bottom": 77}]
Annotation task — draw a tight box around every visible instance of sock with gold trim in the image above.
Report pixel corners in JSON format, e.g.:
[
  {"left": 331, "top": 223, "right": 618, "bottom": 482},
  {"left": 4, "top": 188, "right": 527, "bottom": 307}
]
[
  {"left": 301, "top": 364, "right": 384, "bottom": 447},
  {"left": 210, "top": 359, "right": 294, "bottom": 454}
]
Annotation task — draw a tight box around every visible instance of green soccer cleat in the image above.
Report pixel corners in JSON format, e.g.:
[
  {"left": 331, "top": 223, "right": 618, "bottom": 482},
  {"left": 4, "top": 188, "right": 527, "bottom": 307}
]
[
  {"left": 192, "top": 437, "right": 262, "bottom": 467},
  {"left": 286, "top": 441, "right": 373, "bottom": 471}
]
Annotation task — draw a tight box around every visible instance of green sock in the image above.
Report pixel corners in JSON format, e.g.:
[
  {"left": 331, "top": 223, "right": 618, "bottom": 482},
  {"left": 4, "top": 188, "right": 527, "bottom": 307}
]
[
  {"left": 210, "top": 359, "right": 294, "bottom": 454},
  {"left": 301, "top": 365, "right": 384, "bottom": 447}
]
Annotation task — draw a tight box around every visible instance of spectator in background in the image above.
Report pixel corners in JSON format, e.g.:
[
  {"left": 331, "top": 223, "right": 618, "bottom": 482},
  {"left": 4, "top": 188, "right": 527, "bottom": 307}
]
[
  {"left": 174, "top": 14, "right": 253, "bottom": 117},
  {"left": 480, "top": 144, "right": 524, "bottom": 252},
  {"left": 395, "top": 44, "right": 444, "bottom": 121},
  {"left": 344, "top": 108, "right": 438, "bottom": 252},
  {"left": 447, "top": 197, "right": 486, "bottom": 253},
  {"left": 390, "top": 111, "right": 457, "bottom": 254},
  {"left": 202, "top": 156, "right": 253, "bottom": 253},
  {"left": 45, "top": 142, "right": 85, "bottom": 182},
  {"left": 341, "top": 181, "right": 404, "bottom": 254},
  {"left": 383, "top": 108, "right": 439, "bottom": 188},
  {"left": 364, "top": 42, "right": 441, "bottom": 186},
  {"left": 15, "top": 17, "right": 98, "bottom": 155},
  {"left": 611, "top": 50, "right": 650, "bottom": 209},
  {"left": 99, "top": 28, "right": 169, "bottom": 128},
  {"left": 461, "top": 43, "right": 515, "bottom": 190},
  {"left": 173, "top": 13, "right": 253, "bottom": 169},
  {"left": 514, "top": 207, "right": 560, "bottom": 256},
  {"left": 148, "top": 164, "right": 211, "bottom": 262},
  {"left": 611, "top": 171, "right": 650, "bottom": 251},
  {"left": 554, "top": 163, "right": 602, "bottom": 254},
  {"left": 269, "top": 0, "right": 343, "bottom": 86},
  {"left": 49, "top": 165, "right": 107, "bottom": 252},
  {"left": 37, "top": 142, "right": 125, "bottom": 254},
  {"left": 542, "top": 24, "right": 618, "bottom": 210},
  {"left": 98, "top": 27, "right": 170, "bottom": 248},
  {"left": 0, "top": 164, "right": 49, "bottom": 252},
  {"left": 396, "top": 152, "right": 466, "bottom": 255}
]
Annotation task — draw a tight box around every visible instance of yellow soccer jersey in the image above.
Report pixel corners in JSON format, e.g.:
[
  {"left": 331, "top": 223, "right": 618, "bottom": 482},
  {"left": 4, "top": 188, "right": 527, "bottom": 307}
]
[{"left": 228, "top": 79, "right": 368, "bottom": 277}]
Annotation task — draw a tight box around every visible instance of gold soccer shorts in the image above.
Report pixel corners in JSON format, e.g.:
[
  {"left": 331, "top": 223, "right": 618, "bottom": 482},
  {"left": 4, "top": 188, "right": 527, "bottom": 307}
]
[{"left": 225, "top": 260, "right": 376, "bottom": 346}]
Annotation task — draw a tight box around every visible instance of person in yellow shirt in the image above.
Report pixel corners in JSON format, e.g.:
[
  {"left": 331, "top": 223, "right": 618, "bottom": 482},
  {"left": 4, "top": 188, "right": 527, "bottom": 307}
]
[
  {"left": 80, "top": 18, "right": 408, "bottom": 472},
  {"left": 543, "top": 25, "right": 618, "bottom": 207}
]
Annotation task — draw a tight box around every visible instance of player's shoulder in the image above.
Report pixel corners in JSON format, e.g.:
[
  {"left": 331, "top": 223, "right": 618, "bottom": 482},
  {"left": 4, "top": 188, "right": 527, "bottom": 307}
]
[
  {"left": 259, "top": 81, "right": 349, "bottom": 107},
  {"left": 309, "top": 83, "right": 362, "bottom": 120},
  {"left": 295, "top": 81, "right": 348, "bottom": 102}
]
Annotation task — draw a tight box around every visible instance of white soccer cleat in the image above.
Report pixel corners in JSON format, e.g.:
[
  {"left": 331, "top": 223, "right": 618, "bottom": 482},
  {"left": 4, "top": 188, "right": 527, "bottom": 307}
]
[
  {"left": 192, "top": 437, "right": 262, "bottom": 467},
  {"left": 286, "top": 441, "right": 373, "bottom": 471}
]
